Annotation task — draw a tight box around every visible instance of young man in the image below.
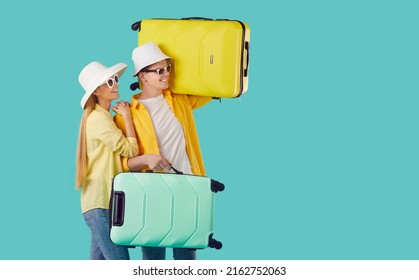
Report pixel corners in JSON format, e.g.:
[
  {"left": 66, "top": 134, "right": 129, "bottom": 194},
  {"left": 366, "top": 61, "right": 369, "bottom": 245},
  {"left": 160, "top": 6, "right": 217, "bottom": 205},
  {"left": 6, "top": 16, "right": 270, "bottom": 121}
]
[{"left": 114, "top": 42, "right": 212, "bottom": 260}]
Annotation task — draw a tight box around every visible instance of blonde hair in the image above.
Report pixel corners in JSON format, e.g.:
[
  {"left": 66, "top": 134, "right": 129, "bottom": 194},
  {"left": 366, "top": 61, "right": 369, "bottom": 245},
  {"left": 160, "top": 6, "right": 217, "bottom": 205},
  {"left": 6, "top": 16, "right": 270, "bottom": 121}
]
[{"left": 75, "top": 94, "right": 97, "bottom": 189}]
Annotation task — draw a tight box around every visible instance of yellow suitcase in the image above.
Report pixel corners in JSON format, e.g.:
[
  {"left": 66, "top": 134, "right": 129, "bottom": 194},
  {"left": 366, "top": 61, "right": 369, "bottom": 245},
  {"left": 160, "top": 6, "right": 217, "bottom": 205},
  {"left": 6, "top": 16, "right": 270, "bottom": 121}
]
[{"left": 131, "top": 17, "right": 250, "bottom": 98}]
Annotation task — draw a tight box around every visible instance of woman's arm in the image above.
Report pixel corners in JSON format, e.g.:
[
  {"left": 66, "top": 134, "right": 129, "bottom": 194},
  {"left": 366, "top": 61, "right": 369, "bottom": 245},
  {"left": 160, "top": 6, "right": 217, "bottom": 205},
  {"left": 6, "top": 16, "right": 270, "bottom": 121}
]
[{"left": 112, "top": 101, "right": 135, "bottom": 138}]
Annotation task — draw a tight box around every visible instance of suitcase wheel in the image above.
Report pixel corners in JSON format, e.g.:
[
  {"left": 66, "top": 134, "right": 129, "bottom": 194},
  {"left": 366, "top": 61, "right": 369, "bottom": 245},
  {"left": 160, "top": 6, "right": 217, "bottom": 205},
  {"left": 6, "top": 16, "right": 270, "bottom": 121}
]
[
  {"left": 211, "top": 179, "right": 225, "bottom": 193},
  {"left": 208, "top": 234, "right": 223, "bottom": 250},
  {"left": 131, "top": 21, "right": 141, "bottom": 31}
]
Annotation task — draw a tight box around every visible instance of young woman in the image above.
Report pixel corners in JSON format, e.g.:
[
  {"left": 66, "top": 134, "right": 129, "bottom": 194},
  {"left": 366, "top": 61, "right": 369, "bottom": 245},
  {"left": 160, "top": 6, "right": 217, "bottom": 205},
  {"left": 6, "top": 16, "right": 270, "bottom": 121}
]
[{"left": 75, "top": 61, "right": 138, "bottom": 260}]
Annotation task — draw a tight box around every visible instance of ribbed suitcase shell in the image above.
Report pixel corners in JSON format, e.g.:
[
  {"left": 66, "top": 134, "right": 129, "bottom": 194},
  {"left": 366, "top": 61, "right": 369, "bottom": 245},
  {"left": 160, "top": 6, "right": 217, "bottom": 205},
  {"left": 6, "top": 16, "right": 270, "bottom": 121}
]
[
  {"left": 133, "top": 18, "right": 250, "bottom": 98},
  {"left": 110, "top": 172, "right": 218, "bottom": 249}
]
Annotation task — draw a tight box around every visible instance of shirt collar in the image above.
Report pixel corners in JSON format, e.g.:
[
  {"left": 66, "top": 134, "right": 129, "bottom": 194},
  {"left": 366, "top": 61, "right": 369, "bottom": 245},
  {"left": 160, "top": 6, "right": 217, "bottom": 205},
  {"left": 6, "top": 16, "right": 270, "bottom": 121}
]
[
  {"left": 95, "top": 103, "right": 110, "bottom": 113},
  {"left": 93, "top": 103, "right": 113, "bottom": 119},
  {"left": 131, "top": 89, "right": 173, "bottom": 109}
]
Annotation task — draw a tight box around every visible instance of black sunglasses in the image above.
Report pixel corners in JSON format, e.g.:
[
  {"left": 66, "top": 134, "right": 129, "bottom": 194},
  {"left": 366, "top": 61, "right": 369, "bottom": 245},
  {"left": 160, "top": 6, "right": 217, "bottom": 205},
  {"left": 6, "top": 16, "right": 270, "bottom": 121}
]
[{"left": 142, "top": 63, "right": 171, "bottom": 76}]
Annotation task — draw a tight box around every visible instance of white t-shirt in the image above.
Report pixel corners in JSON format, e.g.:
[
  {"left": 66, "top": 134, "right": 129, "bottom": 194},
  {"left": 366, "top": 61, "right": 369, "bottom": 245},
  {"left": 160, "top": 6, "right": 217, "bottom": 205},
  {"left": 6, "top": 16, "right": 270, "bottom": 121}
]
[{"left": 139, "top": 95, "right": 192, "bottom": 174}]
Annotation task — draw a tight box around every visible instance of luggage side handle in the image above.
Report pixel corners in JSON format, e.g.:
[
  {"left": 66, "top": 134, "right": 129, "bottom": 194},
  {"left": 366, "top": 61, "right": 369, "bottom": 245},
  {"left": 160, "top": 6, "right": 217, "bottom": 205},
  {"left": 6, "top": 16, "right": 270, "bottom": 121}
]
[
  {"left": 244, "top": 41, "right": 250, "bottom": 77},
  {"left": 181, "top": 17, "right": 213, "bottom": 20},
  {"left": 112, "top": 191, "right": 126, "bottom": 226}
]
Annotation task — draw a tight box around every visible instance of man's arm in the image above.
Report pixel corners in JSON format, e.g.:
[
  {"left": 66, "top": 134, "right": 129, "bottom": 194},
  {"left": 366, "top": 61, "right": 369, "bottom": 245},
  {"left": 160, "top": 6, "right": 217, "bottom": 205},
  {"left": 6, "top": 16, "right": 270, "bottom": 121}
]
[{"left": 127, "top": 154, "right": 172, "bottom": 171}]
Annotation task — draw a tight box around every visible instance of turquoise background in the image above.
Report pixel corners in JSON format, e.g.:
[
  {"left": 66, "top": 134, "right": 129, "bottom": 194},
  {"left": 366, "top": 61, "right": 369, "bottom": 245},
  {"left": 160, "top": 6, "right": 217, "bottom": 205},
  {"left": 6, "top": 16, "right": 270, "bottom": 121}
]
[{"left": 1, "top": 0, "right": 418, "bottom": 260}]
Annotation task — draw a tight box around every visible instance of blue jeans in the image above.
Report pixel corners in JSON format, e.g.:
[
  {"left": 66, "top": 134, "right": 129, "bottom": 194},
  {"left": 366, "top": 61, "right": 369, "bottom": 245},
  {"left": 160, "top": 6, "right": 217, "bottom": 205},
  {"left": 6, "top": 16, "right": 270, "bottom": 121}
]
[
  {"left": 83, "top": 208, "right": 130, "bottom": 260},
  {"left": 142, "top": 246, "right": 196, "bottom": 260}
]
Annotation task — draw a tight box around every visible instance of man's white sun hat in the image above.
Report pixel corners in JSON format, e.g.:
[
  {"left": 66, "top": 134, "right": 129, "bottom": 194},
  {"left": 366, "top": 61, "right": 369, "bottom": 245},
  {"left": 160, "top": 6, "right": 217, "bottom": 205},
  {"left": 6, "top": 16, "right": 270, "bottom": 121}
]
[{"left": 132, "top": 42, "right": 171, "bottom": 77}]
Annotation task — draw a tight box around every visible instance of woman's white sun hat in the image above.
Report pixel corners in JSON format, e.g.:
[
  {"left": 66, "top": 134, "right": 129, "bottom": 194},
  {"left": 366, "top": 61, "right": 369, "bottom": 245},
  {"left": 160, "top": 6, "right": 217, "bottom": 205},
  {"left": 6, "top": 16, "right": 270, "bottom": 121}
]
[
  {"left": 132, "top": 42, "right": 171, "bottom": 77},
  {"left": 78, "top": 61, "right": 127, "bottom": 109}
]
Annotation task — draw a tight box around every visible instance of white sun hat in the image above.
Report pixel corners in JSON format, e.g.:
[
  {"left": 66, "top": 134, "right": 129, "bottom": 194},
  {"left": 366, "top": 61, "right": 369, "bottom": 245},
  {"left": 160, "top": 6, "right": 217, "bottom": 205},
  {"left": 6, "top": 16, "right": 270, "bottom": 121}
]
[
  {"left": 132, "top": 42, "right": 171, "bottom": 77},
  {"left": 78, "top": 61, "right": 127, "bottom": 109}
]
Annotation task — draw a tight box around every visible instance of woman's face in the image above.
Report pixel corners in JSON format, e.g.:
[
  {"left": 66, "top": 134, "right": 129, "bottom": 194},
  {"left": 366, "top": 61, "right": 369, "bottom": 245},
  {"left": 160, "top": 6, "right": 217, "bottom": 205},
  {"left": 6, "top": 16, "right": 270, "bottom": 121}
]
[
  {"left": 95, "top": 74, "right": 120, "bottom": 101},
  {"left": 140, "top": 59, "right": 171, "bottom": 90}
]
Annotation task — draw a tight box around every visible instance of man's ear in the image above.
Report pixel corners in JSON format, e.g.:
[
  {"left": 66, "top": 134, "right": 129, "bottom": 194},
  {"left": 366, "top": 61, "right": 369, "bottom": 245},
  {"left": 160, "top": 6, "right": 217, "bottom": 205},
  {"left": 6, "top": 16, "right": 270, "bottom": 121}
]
[{"left": 138, "top": 72, "right": 146, "bottom": 83}]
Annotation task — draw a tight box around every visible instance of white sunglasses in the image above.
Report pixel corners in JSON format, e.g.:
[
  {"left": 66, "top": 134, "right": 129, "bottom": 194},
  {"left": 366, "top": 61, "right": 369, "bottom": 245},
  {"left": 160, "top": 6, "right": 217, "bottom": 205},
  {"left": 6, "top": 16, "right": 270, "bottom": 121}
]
[
  {"left": 142, "top": 64, "right": 171, "bottom": 76},
  {"left": 102, "top": 74, "right": 119, "bottom": 88}
]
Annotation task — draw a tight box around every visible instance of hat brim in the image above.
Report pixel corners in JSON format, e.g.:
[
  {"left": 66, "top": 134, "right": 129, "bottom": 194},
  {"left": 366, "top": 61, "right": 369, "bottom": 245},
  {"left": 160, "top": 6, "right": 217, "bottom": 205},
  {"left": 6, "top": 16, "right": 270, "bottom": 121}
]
[{"left": 81, "top": 63, "right": 127, "bottom": 109}]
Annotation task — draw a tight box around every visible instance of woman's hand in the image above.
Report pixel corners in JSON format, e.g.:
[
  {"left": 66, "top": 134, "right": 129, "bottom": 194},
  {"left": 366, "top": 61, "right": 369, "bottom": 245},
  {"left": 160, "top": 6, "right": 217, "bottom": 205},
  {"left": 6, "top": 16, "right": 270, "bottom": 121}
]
[{"left": 112, "top": 101, "right": 131, "bottom": 117}]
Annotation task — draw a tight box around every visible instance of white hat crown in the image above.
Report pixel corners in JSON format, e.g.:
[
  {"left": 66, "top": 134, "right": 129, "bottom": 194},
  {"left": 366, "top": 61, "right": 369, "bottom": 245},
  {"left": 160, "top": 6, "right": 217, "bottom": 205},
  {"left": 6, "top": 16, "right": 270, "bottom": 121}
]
[{"left": 132, "top": 42, "right": 171, "bottom": 76}]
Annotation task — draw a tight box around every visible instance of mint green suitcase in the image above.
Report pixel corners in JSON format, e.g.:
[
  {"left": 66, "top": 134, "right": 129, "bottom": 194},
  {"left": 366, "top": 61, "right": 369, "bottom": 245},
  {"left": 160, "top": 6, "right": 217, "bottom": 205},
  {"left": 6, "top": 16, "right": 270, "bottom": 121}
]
[{"left": 109, "top": 172, "right": 224, "bottom": 249}]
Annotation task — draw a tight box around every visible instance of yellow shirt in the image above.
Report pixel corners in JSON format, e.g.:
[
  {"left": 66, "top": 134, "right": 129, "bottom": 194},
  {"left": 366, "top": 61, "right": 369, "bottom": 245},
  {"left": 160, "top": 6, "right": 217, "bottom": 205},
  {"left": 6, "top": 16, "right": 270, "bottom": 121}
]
[
  {"left": 81, "top": 104, "right": 138, "bottom": 213},
  {"left": 114, "top": 90, "right": 211, "bottom": 176}
]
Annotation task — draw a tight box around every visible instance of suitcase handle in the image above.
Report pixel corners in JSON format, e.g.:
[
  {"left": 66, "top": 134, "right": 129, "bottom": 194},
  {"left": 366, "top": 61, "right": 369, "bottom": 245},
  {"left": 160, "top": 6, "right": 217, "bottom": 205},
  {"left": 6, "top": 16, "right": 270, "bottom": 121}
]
[
  {"left": 244, "top": 41, "right": 250, "bottom": 77},
  {"left": 181, "top": 17, "right": 213, "bottom": 20},
  {"left": 112, "top": 191, "right": 125, "bottom": 226},
  {"left": 141, "top": 166, "right": 184, "bottom": 174},
  {"left": 171, "top": 166, "right": 184, "bottom": 174},
  {"left": 132, "top": 18, "right": 213, "bottom": 31}
]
